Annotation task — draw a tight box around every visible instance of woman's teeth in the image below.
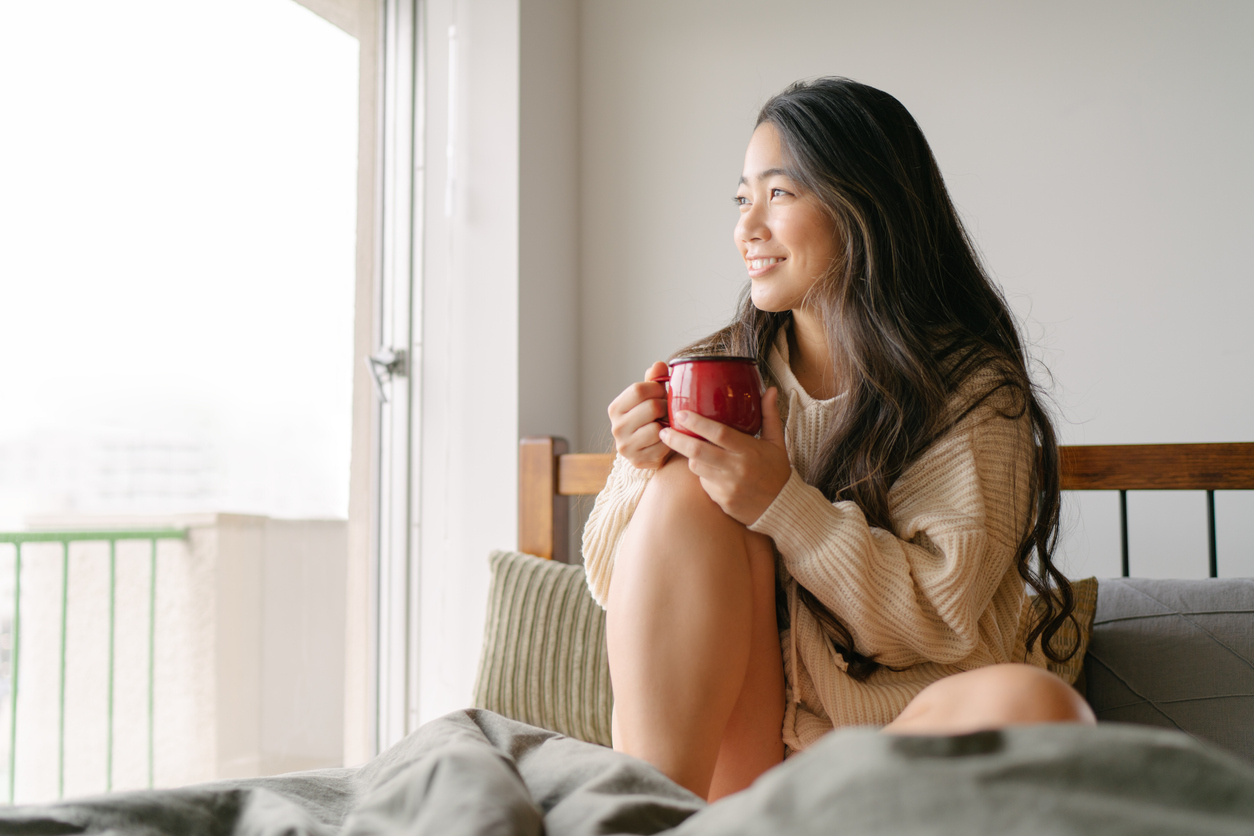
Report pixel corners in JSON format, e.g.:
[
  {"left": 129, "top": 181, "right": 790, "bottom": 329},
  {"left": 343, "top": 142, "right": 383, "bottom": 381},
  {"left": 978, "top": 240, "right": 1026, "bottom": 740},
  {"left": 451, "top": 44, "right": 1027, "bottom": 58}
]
[{"left": 750, "top": 258, "right": 781, "bottom": 269}]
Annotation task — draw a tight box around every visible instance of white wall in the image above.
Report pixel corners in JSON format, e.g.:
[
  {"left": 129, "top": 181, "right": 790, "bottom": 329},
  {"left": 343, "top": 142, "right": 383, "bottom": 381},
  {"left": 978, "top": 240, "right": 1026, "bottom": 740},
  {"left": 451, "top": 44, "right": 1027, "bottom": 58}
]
[
  {"left": 415, "top": 0, "right": 581, "bottom": 727},
  {"left": 576, "top": 0, "right": 1254, "bottom": 579},
  {"left": 407, "top": 0, "right": 1253, "bottom": 728},
  {"left": 417, "top": 0, "right": 521, "bottom": 729}
]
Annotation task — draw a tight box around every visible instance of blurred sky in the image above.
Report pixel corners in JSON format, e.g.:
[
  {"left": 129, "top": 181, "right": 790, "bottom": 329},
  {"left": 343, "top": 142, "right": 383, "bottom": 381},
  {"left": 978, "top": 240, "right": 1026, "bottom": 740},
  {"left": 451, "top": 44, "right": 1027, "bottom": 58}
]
[{"left": 0, "top": 0, "right": 358, "bottom": 523}]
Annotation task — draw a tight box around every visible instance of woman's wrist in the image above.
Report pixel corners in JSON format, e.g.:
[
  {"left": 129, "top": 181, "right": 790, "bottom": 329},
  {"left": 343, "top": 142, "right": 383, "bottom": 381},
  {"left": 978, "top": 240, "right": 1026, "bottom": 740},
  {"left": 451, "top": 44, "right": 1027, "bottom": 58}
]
[
  {"left": 738, "top": 461, "right": 794, "bottom": 527},
  {"left": 747, "top": 469, "right": 823, "bottom": 540}
]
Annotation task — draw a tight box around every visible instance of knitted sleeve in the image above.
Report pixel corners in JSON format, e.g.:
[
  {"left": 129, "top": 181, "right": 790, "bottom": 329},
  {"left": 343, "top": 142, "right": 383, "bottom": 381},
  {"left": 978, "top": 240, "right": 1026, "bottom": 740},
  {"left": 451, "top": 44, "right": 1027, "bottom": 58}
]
[
  {"left": 749, "top": 395, "right": 1034, "bottom": 668},
  {"left": 581, "top": 455, "right": 657, "bottom": 608}
]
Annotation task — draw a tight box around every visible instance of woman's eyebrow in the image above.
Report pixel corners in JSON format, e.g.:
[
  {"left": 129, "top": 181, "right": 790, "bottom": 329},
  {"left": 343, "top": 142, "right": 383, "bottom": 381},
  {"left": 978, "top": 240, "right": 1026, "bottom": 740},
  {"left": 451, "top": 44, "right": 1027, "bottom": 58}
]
[{"left": 737, "top": 168, "right": 796, "bottom": 185}]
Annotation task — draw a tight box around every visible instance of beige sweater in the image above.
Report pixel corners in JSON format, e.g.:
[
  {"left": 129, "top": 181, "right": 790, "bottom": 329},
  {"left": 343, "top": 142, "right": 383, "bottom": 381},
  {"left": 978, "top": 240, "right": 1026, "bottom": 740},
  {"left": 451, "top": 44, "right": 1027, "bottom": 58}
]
[{"left": 582, "top": 330, "right": 1047, "bottom": 753}]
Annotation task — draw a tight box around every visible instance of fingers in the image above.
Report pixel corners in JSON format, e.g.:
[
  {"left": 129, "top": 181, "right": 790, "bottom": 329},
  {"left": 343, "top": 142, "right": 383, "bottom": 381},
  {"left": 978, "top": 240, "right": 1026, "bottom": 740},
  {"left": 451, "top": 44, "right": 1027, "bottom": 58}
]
[
  {"left": 614, "top": 407, "right": 669, "bottom": 467},
  {"left": 670, "top": 410, "right": 746, "bottom": 450},
  {"left": 607, "top": 380, "right": 666, "bottom": 425},
  {"left": 606, "top": 363, "right": 672, "bottom": 468},
  {"left": 644, "top": 361, "right": 670, "bottom": 382},
  {"left": 608, "top": 362, "right": 668, "bottom": 424},
  {"left": 629, "top": 418, "right": 664, "bottom": 449},
  {"left": 660, "top": 427, "right": 735, "bottom": 498},
  {"left": 658, "top": 423, "right": 730, "bottom": 471},
  {"left": 658, "top": 425, "right": 703, "bottom": 459},
  {"left": 620, "top": 423, "right": 671, "bottom": 469},
  {"left": 759, "top": 388, "right": 785, "bottom": 449},
  {"left": 618, "top": 397, "right": 668, "bottom": 437}
]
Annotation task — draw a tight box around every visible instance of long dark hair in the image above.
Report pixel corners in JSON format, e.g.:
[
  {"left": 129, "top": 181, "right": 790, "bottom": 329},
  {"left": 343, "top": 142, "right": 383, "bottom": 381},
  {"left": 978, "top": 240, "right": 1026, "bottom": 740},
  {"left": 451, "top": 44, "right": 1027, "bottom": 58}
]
[{"left": 682, "top": 77, "right": 1075, "bottom": 681}]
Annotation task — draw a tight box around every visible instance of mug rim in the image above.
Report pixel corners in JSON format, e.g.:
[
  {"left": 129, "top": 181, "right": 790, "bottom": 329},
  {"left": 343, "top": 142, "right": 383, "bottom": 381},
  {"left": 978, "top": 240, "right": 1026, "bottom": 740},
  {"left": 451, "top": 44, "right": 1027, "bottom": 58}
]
[{"left": 669, "top": 354, "right": 756, "bottom": 365}]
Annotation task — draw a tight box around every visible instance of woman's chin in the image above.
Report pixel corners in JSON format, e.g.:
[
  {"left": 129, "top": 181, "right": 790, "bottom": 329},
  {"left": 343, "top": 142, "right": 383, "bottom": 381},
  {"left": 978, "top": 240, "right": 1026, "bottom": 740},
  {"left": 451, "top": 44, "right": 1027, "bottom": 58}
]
[{"left": 749, "top": 288, "right": 792, "bottom": 314}]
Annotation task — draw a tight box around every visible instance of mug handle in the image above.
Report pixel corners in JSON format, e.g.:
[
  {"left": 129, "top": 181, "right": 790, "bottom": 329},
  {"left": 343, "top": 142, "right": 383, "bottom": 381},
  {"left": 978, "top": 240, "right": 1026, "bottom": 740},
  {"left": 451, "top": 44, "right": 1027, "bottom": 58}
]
[{"left": 653, "top": 373, "right": 671, "bottom": 427}]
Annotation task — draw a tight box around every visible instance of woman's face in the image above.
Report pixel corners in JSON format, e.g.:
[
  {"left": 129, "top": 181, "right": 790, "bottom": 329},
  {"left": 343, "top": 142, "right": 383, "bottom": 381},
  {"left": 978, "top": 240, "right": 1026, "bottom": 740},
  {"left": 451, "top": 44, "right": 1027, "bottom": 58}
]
[{"left": 734, "top": 123, "right": 839, "bottom": 314}]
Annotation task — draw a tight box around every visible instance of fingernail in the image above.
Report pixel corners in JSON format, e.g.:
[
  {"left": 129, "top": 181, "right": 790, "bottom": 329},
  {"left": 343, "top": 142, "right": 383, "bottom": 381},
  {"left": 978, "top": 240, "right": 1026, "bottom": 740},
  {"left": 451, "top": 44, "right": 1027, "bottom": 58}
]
[{"left": 675, "top": 411, "right": 688, "bottom": 423}]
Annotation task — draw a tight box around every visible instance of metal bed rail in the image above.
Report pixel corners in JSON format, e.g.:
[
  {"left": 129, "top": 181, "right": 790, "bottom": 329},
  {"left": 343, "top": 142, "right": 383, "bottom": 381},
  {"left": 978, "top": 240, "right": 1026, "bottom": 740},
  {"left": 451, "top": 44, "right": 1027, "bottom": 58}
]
[{"left": 1058, "top": 443, "right": 1254, "bottom": 578}]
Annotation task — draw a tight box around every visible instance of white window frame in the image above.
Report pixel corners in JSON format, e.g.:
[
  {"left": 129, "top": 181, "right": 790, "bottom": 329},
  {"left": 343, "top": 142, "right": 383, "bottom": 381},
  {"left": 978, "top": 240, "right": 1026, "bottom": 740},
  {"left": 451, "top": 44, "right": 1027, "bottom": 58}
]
[{"left": 290, "top": 0, "right": 422, "bottom": 764}]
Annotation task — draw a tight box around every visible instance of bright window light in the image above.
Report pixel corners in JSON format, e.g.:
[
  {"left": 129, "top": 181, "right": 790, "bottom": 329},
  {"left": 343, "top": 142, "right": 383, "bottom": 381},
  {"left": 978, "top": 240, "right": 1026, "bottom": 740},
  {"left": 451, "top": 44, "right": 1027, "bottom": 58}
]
[{"left": 0, "top": 0, "right": 359, "bottom": 524}]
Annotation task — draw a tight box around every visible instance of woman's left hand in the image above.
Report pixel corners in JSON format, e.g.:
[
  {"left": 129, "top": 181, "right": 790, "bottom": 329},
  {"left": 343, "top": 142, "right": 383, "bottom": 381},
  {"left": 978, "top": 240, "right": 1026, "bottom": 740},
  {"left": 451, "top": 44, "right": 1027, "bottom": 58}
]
[{"left": 659, "top": 387, "right": 792, "bottom": 526}]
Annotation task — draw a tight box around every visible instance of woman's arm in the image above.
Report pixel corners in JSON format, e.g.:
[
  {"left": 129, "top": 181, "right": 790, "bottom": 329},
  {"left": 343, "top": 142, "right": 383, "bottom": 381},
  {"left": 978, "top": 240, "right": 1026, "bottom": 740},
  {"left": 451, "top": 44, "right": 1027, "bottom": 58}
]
[{"left": 749, "top": 399, "right": 1035, "bottom": 668}]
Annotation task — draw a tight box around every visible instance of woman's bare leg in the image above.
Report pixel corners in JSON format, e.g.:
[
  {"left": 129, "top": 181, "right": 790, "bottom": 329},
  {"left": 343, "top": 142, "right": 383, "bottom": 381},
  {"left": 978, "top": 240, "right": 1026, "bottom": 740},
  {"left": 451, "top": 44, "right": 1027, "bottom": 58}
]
[
  {"left": 705, "top": 534, "right": 786, "bottom": 801},
  {"left": 607, "top": 456, "right": 784, "bottom": 800},
  {"left": 883, "top": 663, "right": 1096, "bottom": 735}
]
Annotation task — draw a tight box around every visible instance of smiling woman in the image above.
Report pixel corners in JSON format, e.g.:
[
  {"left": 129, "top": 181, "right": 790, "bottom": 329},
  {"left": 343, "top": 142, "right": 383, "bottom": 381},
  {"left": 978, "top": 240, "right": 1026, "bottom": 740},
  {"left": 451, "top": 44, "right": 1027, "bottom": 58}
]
[{"left": 584, "top": 77, "right": 1090, "bottom": 802}]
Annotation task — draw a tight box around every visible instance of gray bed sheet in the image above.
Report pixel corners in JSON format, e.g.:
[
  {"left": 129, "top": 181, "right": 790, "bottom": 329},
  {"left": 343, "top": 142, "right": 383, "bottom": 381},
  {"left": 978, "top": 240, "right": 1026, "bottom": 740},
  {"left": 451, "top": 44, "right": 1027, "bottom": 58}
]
[{"left": 3, "top": 709, "right": 1253, "bottom": 835}]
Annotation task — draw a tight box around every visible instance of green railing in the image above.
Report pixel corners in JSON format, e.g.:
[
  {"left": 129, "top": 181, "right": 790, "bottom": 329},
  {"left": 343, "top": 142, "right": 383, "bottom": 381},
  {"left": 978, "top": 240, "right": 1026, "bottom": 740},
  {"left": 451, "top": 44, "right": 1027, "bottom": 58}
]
[{"left": 0, "top": 529, "right": 187, "bottom": 804}]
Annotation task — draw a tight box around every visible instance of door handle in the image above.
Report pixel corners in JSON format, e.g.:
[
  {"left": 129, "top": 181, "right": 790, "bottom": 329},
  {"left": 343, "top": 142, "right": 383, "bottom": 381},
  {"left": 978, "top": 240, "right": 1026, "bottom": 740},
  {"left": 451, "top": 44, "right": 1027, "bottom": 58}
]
[{"left": 367, "top": 348, "right": 408, "bottom": 403}]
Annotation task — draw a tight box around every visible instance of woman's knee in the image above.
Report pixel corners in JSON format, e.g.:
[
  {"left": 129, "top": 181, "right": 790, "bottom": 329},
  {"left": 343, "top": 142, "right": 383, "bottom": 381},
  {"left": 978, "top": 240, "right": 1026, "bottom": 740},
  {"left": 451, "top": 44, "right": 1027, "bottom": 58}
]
[
  {"left": 990, "top": 664, "right": 1095, "bottom": 726},
  {"left": 627, "top": 455, "right": 749, "bottom": 550},
  {"left": 612, "top": 454, "right": 768, "bottom": 618},
  {"left": 643, "top": 455, "right": 721, "bottom": 515},
  {"left": 887, "top": 664, "right": 1095, "bottom": 735}
]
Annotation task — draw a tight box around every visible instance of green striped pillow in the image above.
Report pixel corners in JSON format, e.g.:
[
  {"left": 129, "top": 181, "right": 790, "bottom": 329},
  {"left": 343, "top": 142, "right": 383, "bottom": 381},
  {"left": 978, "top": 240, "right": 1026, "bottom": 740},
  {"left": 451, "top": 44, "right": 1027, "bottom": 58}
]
[{"left": 473, "top": 550, "right": 613, "bottom": 746}]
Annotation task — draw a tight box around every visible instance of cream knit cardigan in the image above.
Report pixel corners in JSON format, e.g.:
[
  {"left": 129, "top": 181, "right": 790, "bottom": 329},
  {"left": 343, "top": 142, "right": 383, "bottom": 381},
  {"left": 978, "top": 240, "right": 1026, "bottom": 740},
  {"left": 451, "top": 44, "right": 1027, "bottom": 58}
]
[{"left": 582, "top": 330, "right": 1048, "bottom": 753}]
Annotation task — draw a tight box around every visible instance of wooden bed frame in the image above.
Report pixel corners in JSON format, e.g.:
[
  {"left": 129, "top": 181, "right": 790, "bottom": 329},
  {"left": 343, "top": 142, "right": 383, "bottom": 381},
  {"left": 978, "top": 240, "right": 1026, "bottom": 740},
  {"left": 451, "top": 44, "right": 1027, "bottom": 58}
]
[{"left": 519, "top": 438, "right": 1254, "bottom": 575}]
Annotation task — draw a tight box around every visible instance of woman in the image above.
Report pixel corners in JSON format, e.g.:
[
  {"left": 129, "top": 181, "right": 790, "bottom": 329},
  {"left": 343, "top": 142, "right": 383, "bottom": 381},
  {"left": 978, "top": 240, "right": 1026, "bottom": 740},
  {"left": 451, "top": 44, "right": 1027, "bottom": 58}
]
[{"left": 582, "top": 77, "right": 1094, "bottom": 803}]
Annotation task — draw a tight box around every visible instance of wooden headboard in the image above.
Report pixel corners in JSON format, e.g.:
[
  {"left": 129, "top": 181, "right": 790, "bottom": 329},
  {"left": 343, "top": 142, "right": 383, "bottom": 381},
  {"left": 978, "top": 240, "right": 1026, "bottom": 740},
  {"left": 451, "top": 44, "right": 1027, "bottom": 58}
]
[{"left": 519, "top": 438, "right": 1254, "bottom": 577}]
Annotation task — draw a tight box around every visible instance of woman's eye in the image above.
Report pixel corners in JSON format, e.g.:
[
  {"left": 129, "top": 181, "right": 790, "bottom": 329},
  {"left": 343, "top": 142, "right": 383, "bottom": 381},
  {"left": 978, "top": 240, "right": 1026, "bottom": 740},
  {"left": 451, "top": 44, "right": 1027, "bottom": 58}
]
[
  {"left": 733, "top": 196, "right": 749, "bottom": 206},
  {"left": 771, "top": 188, "right": 790, "bottom": 198}
]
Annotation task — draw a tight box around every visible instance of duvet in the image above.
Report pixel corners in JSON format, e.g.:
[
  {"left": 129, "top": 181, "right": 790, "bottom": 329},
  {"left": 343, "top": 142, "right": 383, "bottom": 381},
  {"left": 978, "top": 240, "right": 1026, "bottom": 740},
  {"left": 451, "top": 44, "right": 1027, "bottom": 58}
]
[{"left": 2, "top": 709, "right": 1253, "bottom": 835}]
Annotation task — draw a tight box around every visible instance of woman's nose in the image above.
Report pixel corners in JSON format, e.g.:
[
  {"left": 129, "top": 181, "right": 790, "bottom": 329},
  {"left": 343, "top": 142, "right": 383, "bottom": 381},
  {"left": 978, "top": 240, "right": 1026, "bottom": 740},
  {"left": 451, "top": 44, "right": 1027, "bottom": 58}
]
[{"left": 736, "top": 203, "right": 770, "bottom": 243}]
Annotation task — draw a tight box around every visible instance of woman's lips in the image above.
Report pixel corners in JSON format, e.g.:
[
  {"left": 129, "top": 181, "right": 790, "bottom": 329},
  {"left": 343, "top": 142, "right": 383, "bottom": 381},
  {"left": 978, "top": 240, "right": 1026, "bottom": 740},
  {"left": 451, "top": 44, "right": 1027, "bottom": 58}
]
[{"left": 747, "top": 256, "right": 785, "bottom": 277}]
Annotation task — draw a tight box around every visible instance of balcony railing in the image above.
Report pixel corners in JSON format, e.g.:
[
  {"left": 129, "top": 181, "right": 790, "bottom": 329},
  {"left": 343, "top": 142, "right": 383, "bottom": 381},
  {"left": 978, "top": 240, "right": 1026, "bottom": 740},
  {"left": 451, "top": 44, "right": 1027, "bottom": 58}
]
[
  {"left": 0, "top": 514, "right": 348, "bottom": 806},
  {"left": 0, "top": 529, "right": 187, "bottom": 803}
]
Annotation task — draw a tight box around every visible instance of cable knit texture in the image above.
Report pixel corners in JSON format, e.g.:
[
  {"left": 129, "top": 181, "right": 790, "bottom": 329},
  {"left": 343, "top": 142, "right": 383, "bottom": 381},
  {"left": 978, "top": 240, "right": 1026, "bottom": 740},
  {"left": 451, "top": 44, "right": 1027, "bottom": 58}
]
[{"left": 582, "top": 329, "right": 1047, "bottom": 753}]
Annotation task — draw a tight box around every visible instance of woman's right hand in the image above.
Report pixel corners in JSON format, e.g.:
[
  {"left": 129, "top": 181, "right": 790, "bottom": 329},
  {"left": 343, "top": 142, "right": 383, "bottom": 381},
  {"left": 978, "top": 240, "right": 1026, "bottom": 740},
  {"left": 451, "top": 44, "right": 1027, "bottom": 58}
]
[{"left": 608, "top": 361, "right": 672, "bottom": 470}]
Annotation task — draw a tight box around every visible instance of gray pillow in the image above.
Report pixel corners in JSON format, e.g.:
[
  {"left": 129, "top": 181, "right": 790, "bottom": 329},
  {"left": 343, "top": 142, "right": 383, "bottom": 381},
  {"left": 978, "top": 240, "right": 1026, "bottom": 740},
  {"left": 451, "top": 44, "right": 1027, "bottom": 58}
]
[
  {"left": 1084, "top": 578, "right": 1254, "bottom": 762},
  {"left": 473, "top": 550, "right": 613, "bottom": 746}
]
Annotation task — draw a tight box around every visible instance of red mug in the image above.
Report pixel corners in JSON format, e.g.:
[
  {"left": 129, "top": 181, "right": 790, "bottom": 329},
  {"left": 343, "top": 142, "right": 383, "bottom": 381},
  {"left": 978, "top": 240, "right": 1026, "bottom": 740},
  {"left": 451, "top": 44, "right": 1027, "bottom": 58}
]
[{"left": 657, "top": 356, "right": 763, "bottom": 438}]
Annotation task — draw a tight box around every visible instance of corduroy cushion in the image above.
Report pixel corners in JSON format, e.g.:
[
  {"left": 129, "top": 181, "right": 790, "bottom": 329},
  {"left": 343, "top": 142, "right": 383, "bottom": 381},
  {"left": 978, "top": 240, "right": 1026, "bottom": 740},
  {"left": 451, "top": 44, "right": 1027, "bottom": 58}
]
[
  {"left": 473, "top": 550, "right": 614, "bottom": 746},
  {"left": 1083, "top": 578, "right": 1254, "bottom": 762},
  {"left": 474, "top": 550, "right": 1098, "bottom": 746}
]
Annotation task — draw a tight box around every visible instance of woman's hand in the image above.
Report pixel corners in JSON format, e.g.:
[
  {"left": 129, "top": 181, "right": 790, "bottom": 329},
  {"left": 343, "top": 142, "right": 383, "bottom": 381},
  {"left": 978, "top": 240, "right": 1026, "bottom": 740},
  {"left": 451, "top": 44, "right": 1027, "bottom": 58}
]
[
  {"left": 659, "top": 387, "right": 792, "bottom": 526},
  {"left": 608, "top": 361, "right": 673, "bottom": 470}
]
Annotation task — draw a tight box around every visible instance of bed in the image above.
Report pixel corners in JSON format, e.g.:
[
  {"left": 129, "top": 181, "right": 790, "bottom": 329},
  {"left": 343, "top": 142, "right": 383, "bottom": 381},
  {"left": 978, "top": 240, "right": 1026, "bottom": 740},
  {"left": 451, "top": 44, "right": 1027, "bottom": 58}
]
[
  {"left": 3, "top": 441, "right": 1253, "bottom": 835},
  {"left": 508, "top": 439, "right": 1254, "bottom": 756}
]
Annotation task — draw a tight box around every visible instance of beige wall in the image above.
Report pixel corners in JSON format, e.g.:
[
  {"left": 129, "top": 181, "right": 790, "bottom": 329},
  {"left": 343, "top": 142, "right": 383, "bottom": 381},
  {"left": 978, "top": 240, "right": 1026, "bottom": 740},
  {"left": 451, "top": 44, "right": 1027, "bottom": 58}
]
[{"left": 575, "top": 0, "right": 1254, "bottom": 578}]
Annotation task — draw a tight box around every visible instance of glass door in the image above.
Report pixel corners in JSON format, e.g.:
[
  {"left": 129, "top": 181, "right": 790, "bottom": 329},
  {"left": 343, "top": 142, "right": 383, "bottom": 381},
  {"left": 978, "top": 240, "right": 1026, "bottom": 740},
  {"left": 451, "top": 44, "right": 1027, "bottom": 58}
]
[{"left": 0, "top": 0, "right": 366, "bottom": 800}]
